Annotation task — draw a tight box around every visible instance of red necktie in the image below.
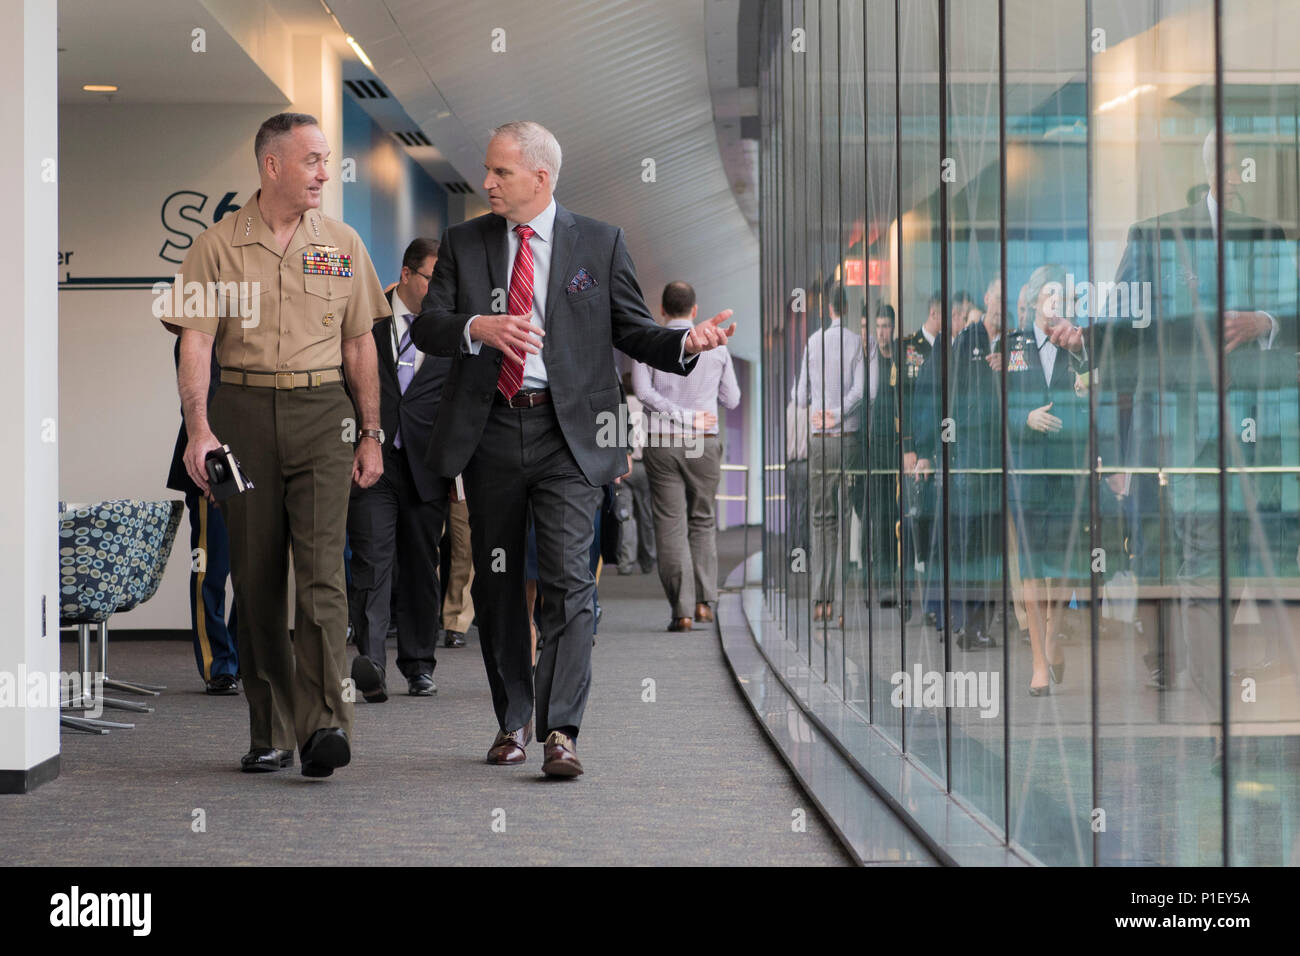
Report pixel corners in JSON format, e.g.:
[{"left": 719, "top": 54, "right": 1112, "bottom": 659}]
[{"left": 497, "top": 223, "right": 535, "bottom": 398}]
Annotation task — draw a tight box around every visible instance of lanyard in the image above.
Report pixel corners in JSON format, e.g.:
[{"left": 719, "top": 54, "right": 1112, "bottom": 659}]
[{"left": 391, "top": 312, "right": 415, "bottom": 370}]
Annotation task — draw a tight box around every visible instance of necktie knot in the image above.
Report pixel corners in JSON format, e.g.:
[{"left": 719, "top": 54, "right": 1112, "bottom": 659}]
[{"left": 515, "top": 224, "right": 535, "bottom": 242}]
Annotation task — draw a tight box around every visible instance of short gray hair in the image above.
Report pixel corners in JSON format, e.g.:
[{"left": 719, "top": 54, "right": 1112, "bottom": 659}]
[
  {"left": 493, "top": 121, "right": 562, "bottom": 190},
  {"left": 1026, "top": 263, "right": 1067, "bottom": 321}
]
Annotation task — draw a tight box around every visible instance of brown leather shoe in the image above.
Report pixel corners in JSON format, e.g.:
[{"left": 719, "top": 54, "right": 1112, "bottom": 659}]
[
  {"left": 695, "top": 603, "right": 713, "bottom": 623},
  {"left": 486, "top": 725, "right": 529, "bottom": 765},
  {"left": 541, "top": 731, "right": 584, "bottom": 777},
  {"left": 667, "top": 617, "right": 693, "bottom": 632}
]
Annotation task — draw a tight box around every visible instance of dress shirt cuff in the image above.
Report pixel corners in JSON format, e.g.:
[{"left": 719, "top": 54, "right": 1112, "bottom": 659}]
[
  {"left": 678, "top": 330, "right": 698, "bottom": 369},
  {"left": 463, "top": 315, "right": 483, "bottom": 355},
  {"left": 1260, "top": 312, "right": 1278, "bottom": 350}
]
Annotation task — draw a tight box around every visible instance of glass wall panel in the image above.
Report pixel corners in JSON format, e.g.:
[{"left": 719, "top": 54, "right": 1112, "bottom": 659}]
[
  {"left": 755, "top": 0, "right": 1299, "bottom": 866},
  {"left": 897, "top": 0, "right": 947, "bottom": 784},
  {"left": 860, "top": 0, "right": 904, "bottom": 744},
  {"left": 946, "top": 0, "right": 1009, "bottom": 840}
]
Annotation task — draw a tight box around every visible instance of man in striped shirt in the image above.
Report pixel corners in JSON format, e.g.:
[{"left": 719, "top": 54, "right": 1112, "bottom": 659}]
[{"left": 632, "top": 281, "right": 741, "bottom": 631}]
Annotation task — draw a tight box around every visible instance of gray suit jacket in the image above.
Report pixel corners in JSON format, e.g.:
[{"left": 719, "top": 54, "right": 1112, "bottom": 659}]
[{"left": 410, "top": 202, "right": 693, "bottom": 486}]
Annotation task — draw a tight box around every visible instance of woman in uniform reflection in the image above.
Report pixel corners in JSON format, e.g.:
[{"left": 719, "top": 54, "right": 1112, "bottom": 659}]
[{"left": 1007, "top": 264, "right": 1091, "bottom": 696}]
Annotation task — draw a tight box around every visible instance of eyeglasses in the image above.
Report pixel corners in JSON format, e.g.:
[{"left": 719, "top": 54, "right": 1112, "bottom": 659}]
[{"left": 412, "top": 268, "right": 434, "bottom": 282}]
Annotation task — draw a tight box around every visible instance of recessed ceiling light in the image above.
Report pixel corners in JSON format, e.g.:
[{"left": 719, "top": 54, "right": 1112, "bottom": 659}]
[
  {"left": 83, "top": 84, "right": 118, "bottom": 92},
  {"left": 345, "top": 35, "right": 374, "bottom": 70}
]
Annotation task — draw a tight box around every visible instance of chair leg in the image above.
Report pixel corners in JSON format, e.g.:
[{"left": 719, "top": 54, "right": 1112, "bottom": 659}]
[
  {"left": 60, "top": 626, "right": 94, "bottom": 709},
  {"left": 97, "top": 619, "right": 167, "bottom": 694},
  {"left": 103, "top": 678, "right": 162, "bottom": 697},
  {"left": 60, "top": 715, "right": 134, "bottom": 733},
  {"left": 98, "top": 696, "right": 153, "bottom": 714}
]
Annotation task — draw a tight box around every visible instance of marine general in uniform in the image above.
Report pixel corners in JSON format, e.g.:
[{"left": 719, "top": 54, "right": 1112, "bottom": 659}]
[{"left": 164, "top": 112, "right": 389, "bottom": 778}]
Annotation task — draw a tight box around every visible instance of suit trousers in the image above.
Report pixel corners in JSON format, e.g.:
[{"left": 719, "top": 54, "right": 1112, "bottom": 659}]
[
  {"left": 808, "top": 434, "right": 847, "bottom": 604},
  {"left": 642, "top": 438, "right": 723, "bottom": 617},
  {"left": 624, "top": 459, "right": 657, "bottom": 570},
  {"left": 184, "top": 491, "right": 239, "bottom": 682},
  {"left": 463, "top": 401, "right": 602, "bottom": 740},
  {"left": 209, "top": 381, "right": 355, "bottom": 753},
  {"left": 347, "top": 446, "right": 446, "bottom": 680},
  {"left": 442, "top": 497, "right": 476, "bottom": 634}
]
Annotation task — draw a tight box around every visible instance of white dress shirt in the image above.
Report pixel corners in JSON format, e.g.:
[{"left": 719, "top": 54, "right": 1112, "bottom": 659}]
[
  {"left": 795, "top": 319, "right": 865, "bottom": 434},
  {"left": 390, "top": 288, "right": 425, "bottom": 375},
  {"left": 1033, "top": 324, "right": 1057, "bottom": 386},
  {"left": 463, "top": 197, "right": 557, "bottom": 388}
]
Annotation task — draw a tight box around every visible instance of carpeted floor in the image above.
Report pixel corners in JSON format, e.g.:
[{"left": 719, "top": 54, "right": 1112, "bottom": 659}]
[{"left": 5, "top": 528, "right": 850, "bottom": 866}]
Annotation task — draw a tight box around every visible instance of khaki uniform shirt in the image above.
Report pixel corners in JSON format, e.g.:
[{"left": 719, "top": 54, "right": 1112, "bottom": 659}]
[{"left": 162, "top": 191, "right": 388, "bottom": 371}]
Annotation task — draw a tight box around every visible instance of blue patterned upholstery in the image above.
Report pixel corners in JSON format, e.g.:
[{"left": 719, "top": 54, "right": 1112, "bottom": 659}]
[
  {"left": 120, "top": 499, "right": 184, "bottom": 611},
  {"left": 58, "top": 500, "right": 148, "bottom": 625}
]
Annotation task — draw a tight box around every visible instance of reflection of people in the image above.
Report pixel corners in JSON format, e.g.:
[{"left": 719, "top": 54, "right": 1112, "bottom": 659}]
[
  {"left": 795, "top": 281, "right": 864, "bottom": 626},
  {"left": 1104, "top": 131, "right": 1297, "bottom": 759},
  {"left": 902, "top": 293, "right": 943, "bottom": 631},
  {"left": 943, "top": 278, "right": 1009, "bottom": 650},
  {"left": 859, "top": 303, "right": 901, "bottom": 600},
  {"left": 1008, "top": 265, "right": 1090, "bottom": 695},
  {"left": 411, "top": 121, "right": 734, "bottom": 777},
  {"left": 167, "top": 112, "right": 389, "bottom": 777},
  {"left": 634, "top": 281, "right": 740, "bottom": 631},
  {"left": 786, "top": 387, "right": 810, "bottom": 556},
  {"left": 347, "top": 238, "right": 448, "bottom": 702}
]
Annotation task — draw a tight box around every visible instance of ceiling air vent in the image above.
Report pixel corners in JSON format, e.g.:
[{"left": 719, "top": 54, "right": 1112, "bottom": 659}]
[
  {"left": 393, "top": 129, "right": 432, "bottom": 147},
  {"left": 344, "top": 79, "right": 389, "bottom": 99},
  {"left": 442, "top": 182, "right": 474, "bottom": 195}
]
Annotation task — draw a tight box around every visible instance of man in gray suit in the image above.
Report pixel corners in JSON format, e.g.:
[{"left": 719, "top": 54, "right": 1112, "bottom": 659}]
[{"left": 411, "top": 121, "right": 735, "bottom": 777}]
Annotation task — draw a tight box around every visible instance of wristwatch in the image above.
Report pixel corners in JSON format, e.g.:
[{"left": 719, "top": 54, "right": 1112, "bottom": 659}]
[{"left": 360, "top": 427, "right": 385, "bottom": 446}]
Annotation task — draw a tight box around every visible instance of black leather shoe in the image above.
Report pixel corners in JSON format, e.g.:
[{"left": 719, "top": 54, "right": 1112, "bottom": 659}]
[
  {"left": 240, "top": 748, "right": 293, "bottom": 773},
  {"left": 443, "top": 630, "right": 466, "bottom": 648},
  {"left": 300, "top": 728, "right": 350, "bottom": 778},
  {"left": 957, "top": 628, "right": 996, "bottom": 651},
  {"left": 408, "top": 674, "right": 437, "bottom": 696},
  {"left": 206, "top": 674, "right": 240, "bottom": 695},
  {"left": 351, "top": 655, "right": 387, "bottom": 703}
]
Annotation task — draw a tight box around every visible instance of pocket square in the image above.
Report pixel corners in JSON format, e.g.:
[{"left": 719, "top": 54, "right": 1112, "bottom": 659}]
[{"left": 566, "top": 268, "right": 597, "bottom": 294}]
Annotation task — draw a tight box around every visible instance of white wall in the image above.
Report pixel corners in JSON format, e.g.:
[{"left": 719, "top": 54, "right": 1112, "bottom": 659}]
[
  {"left": 1, "top": 0, "right": 59, "bottom": 779},
  {"left": 58, "top": 103, "right": 281, "bottom": 629}
]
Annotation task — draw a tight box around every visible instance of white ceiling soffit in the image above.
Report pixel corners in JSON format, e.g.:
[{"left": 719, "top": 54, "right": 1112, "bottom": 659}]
[
  {"left": 57, "top": 0, "right": 290, "bottom": 104},
  {"left": 329, "top": 0, "right": 760, "bottom": 362}
]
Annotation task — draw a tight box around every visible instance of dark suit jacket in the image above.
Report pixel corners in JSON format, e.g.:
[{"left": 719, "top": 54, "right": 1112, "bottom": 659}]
[
  {"left": 1104, "top": 200, "right": 1296, "bottom": 517},
  {"left": 373, "top": 289, "right": 453, "bottom": 502},
  {"left": 1007, "top": 327, "right": 1090, "bottom": 511},
  {"left": 411, "top": 202, "right": 692, "bottom": 487},
  {"left": 165, "top": 338, "right": 220, "bottom": 497}
]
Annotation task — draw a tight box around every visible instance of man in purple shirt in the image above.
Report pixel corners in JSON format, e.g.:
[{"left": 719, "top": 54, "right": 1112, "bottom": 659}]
[{"left": 632, "top": 282, "right": 741, "bottom": 630}]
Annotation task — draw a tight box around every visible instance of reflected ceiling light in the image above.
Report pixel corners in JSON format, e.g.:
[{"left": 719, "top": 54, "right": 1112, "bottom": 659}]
[
  {"left": 82, "top": 84, "right": 117, "bottom": 92},
  {"left": 346, "top": 35, "right": 374, "bottom": 70},
  {"left": 1095, "top": 84, "right": 1156, "bottom": 114}
]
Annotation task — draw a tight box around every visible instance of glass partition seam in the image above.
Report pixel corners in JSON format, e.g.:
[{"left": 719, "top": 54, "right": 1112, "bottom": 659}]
[
  {"left": 894, "top": 0, "right": 908, "bottom": 754},
  {"left": 861, "top": 0, "right": 874, "bottom": 724},
  {"left": 938, "top": 0, "right": 953, "bottom": 790},
  {"left": 1084, "top": 0, "right": 1100, "bottom": 870},
  {"left": 1212, "top": 0, "right": 1231, "bottom": 866},
  {"left": 997, "top": 0, "right": 1010, "bottom": 844}
]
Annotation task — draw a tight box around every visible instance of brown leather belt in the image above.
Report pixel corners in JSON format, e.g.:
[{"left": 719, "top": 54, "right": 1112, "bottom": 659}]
[
  {"left": 219, "top": 367, "right": 343, "bottom": 389},
  {"left": 497, "top": 388, "right": 551, "bottom": 408}
]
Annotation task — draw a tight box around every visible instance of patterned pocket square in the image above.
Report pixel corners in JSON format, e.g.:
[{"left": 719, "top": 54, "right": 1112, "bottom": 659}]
[{"left": 566, "top": 268, "right": 597, "bottom": 294}]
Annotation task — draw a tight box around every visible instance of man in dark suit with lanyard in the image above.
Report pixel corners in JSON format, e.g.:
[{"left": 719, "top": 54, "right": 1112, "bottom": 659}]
[
  {"left": 411, "top": 121, "right": 734, "bottom": 777},
  {"left": 347, "top": 237, "right": 450, "bottom": 701}
]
